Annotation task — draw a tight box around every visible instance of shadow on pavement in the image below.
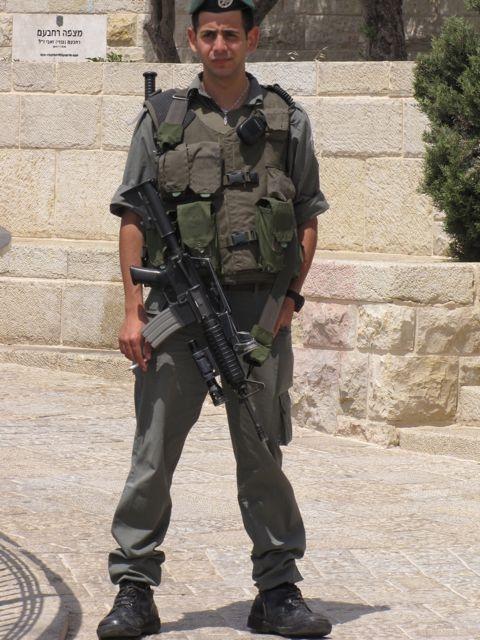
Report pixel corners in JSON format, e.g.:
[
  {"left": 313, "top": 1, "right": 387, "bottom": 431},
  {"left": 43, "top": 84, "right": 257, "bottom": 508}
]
[
  {"left": 0, "top": 532, "right": 82, "bottom": 639},
  {"left": 160, "top": 597, "right": 389, "bottom": 634}
]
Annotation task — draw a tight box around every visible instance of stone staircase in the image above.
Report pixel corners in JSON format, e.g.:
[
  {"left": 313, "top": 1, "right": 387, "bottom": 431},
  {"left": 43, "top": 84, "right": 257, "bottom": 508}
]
[
  {"left": 398, "top": 386, "right": 480, "bottom": 463},
  {"left": 398, "top": 426, "right": 480, "bottom": 463}
]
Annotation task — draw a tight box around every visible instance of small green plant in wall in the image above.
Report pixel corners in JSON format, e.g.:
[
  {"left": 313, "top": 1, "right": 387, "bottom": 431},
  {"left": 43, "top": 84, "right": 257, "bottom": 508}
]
[
  {"left": 88, "top": 51, "right": 124, "bottom": 62},
  {"left": 414, "top": 0, "right": 480, "bottom": 260}
]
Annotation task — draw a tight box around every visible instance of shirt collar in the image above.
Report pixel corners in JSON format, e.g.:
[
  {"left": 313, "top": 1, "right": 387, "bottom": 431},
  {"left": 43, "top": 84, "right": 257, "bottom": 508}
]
[{"left": 187, "top": 72, "right": 264, "bottom": 106}]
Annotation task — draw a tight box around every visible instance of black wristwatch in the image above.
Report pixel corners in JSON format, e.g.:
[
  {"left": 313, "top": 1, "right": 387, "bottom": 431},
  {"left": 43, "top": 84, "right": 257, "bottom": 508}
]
[{"left": 286, "top": 289, "right": 305, "bottom": 313}]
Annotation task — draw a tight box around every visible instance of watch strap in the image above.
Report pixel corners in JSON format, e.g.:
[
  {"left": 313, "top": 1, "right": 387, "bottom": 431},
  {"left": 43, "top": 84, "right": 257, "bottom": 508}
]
[{"left": 286, "top": 289, "right": 305, "bottom": 313}]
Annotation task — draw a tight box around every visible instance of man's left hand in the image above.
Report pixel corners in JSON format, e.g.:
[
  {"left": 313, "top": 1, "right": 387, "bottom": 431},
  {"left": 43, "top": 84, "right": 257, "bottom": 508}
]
[{"left": 274, "top": 296, "right": 296, "bottom": 336}]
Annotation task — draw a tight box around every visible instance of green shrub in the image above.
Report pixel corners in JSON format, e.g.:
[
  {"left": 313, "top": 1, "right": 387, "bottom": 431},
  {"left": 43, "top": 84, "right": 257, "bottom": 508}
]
[{"left": 414, "top": 3, "right": 480, "bottom": 259}]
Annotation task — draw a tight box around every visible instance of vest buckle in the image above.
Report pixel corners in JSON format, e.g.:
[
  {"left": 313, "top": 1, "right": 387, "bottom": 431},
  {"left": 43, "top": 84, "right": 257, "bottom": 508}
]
[
  {"left": 225, "top": 170, "right": 259, "bottom": 186},
  {"left": 230, "top": 230, "right": 257, "bottom": 247}
]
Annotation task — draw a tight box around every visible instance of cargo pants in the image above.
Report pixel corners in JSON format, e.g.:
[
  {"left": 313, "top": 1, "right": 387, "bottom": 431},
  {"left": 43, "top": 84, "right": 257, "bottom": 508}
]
[{"left": 108, "top": 288, "right": 306, "bottom": 591}]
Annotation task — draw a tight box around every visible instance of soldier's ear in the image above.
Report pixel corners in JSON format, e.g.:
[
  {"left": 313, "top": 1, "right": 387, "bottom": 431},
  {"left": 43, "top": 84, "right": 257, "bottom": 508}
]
[
  {"left": 246, "top": 25, "right": 260, "bottom": 54},
  {"left": 187, "top": 26, "right": 198, "bottom": 54}
]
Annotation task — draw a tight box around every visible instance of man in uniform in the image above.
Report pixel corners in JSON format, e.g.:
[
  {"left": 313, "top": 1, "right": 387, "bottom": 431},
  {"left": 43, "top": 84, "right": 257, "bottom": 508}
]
[{"left": 97, "top": 1, "right": 331, "bottom": 638}]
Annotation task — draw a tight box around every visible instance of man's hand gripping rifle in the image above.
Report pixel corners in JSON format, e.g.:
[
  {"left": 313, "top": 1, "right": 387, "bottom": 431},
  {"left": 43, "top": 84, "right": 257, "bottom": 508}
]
[{"left": 127, "top": 180, "right": 268, "bottom": 445}]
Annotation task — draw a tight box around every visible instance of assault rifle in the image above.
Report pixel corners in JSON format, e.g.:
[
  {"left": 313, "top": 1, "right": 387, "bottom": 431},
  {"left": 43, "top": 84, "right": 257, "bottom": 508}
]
[{"left": 127, "top": 180, "right": 268, "bottom": 445}]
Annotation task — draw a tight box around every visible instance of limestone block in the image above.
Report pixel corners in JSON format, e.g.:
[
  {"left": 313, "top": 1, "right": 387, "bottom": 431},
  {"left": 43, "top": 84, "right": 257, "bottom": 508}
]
[
  {"left": 259, "top": 16, "right": 305, "bottom": 50},
  {"left": 6, "top": 0, "right": 48, "bottom": 10},
  {"left": 0, "top": 346, "right": 130, "bottom": 382},
  {"left": 389, "top": 61, "right": 415, "bottom": 97},
  {"left": 94, "top": 0, "right": 147, "bottom": 12},
  {"left": 291, "top": 0, "right": 362, "bottom": 13},
  {"left": 102, "top": 95, "right": 144, "bottom": 150},
  {"left": 55, "top": 349, "right": 129, "bottom": 381},
  {"left": 318, "top": 97, "right": 403, "bottom": 157},
  {"left": 172, "top": 63, "right": 203, "bottom": 89},
  {"left": 246, "top": 62, "right": 317, "bottom": 96},
  {"left": 458, "top": 387, "right": 480, "bottom": 426},
  {"left": 20, "top": 96, "right": 101, "bottom": 149},
  {"left": 108, "top": 14, "right": 137, "bottom": 47},
  {"left": 433, "top": 220, "right": 450, "bottom": 257},
  {"left": 317, "top": 62, "right": 389, "bottom": 96},
  {"left": 66, "top": 242, "right": 121, "bottom": 282},
  {"left": 47, "top": 0, "right": 89, "bottom": 10},
  {"left": 339, "top": 351, "right": 368, "bottom": 418},
  {"left": 106, "top": 46, "right": 145, "bottom": 62},
  {"left": 13, "top": 62, "right": 55, "bottom": 92},
  {"left": 459, "top": 358, "right": 480, "bottom": 387},
  {"left": 317, "top": 157, "right": 366, "bottom": 251},
  {"left": 0, "top": 150, "right": 55, "bottom": 236},
  {"left": 357, "top": 304, "right": 415, "bottom": 354},
  {"left": 305, "top": 15, "right": 363, "bottom": 50},
  {"left": 103, "top": 62, "right": 172, "bottom": 95},
  {"left": 403, "top": 99, "right": 429, "bottom": 157},
  {"left": 0, "top": 241, "right": 67, "bottom": 279},
  {"left": 61, "top": 282, "right": 124, "bottom": 349},
  {"left": 365, "top": 158, "right": 432, "bottom": 255},
  {"left": 0, "top": 61, "right": 10, "bottom": 91},
  {"left": 335, "top": 416, "right": 399, "bottom": 447},
  {"left": 136, "top": 14, "right": 151, "bottom": 55},
  {"left": 369, "top": 354, "right": 458, "bottom": 424},
  {"left": 0, "top": 13, "right": 11, "bottom": 47},
  {"left": 57, "top": 62, "right": 103, "bottom": 94},
  {"left": 54, "top": 150, "right": 125, "bottom": 240},
  {"left": 0, "top": 279, "right": 62, "bottom": 345},
  {"left": 417, "top": 308, "right": 480, "bottom": 355},
  {"left": 291, "top": 348, "right": 341, "bottom": 433},
  {"left": 0, "top": 46, "right": 10, "bottom": 61},
  {"left": 0, "top": 95, "right": 18, "bottom": 146},
  {"left": 304, "top": 257, "right": 475, "bottom": 305},
  {"left": 0, "top": 239, "right": 120, "bottom": 281},
  {"left": 301, "top": 301, "right": 356, "bottom": 349}
]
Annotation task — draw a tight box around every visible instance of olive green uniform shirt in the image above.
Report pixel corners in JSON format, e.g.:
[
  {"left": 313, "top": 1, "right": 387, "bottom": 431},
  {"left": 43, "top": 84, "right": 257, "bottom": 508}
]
[{"left": 110, "top": 73, "right": 329, "bottom": 224}]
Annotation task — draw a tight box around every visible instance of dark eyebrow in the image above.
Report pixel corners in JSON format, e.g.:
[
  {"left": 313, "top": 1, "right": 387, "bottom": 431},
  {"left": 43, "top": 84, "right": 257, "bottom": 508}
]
[{"left": 199, "top": 28, "right": 241, "bottom": 37}]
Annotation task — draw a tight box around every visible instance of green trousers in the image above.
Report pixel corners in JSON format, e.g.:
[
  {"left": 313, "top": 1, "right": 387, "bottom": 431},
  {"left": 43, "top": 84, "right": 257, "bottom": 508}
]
[{"left": 108, "top": 289, "right": 306, "bottom": 591}]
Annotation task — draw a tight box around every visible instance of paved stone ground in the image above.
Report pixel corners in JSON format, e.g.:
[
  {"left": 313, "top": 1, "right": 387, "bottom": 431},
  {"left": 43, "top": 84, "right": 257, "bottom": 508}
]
[{"left": 1, "top": 362, "right": 480, "bottom": 640}]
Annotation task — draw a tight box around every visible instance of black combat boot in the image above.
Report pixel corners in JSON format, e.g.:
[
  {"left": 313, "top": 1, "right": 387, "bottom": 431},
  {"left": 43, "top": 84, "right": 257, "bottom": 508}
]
[
  {"left": 96, "top": 580, "right": 161, "bottom": 639},
  {"left": 247, "top": 582, "right": 332, "bottom": 638}
]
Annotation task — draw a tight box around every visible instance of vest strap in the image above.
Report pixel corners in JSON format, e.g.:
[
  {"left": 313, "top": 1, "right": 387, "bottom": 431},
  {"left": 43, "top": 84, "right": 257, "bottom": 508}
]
[
  {"left": 148, "top": 88, "right": 192, "bottom": 151},
  {"left": 165, "top": 90, "right": 190, "bottom": 125}
]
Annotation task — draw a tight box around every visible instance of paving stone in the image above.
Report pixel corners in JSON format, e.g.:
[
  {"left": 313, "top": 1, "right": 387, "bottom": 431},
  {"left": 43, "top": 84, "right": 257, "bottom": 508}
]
[{"left": 0, "top": 362, "right": 479, "bottom": 639}]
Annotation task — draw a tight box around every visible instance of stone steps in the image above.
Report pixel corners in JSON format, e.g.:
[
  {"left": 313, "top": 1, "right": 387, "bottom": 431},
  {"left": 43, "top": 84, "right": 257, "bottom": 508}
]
[
  {"left": 398, "top": 425, "right": 480, "bottom": 463},
  {"left": 0, "top": 344, "right": 130, "bottom": 382}
]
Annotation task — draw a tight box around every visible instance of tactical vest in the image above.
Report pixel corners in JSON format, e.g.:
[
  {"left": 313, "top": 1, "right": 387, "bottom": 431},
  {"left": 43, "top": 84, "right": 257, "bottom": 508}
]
[{"left": 145, "top": 86, "right": 301, "bottom": 284}]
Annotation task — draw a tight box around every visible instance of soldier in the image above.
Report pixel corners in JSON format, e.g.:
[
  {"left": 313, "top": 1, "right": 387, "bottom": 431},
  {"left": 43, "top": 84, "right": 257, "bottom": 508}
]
[{"left": 97, "top": 0, "right": 331, "bottom": 638}]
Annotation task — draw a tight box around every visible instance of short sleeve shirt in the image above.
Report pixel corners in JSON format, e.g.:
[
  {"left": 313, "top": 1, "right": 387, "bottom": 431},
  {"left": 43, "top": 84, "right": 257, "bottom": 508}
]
[{"left": 110, "top": 73, "right": 329, "bottom": 226}]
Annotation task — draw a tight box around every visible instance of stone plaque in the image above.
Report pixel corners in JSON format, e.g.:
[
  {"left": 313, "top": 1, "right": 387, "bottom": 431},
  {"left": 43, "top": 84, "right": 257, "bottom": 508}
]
[{"left": 12, "top": 14, "right": 107, "bottom": 62}]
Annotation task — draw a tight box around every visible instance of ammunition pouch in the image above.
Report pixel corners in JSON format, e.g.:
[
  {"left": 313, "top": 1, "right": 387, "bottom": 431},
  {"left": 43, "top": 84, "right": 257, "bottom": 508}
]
[{"left": 255, "top": 196, "right": 297, "bottom": 274}]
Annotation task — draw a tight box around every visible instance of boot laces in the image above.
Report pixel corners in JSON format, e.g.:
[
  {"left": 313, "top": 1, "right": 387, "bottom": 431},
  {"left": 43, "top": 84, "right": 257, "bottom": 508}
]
[
  {"left": 112, "top": 583, "right": 146, "bottom": 611},
  {"left": 282, "top": 585, "right": 311, "bottom": 612}
]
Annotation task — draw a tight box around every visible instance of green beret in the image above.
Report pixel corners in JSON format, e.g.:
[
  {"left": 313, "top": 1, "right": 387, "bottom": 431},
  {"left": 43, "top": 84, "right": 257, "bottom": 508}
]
[{"left": 189, "top": 0, "right": 256, "bottom": 14}]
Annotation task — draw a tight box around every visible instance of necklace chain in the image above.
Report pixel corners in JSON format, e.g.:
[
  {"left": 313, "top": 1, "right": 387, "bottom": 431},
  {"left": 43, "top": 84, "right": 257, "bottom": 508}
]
[{"left": 220, "top": 81, "right": 250, "bottom": 124}]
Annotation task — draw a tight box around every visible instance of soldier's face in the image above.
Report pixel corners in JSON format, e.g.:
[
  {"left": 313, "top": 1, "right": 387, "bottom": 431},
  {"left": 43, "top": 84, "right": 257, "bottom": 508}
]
[{"left": 188, "top": 11, "right": 259, "bottom": 79}]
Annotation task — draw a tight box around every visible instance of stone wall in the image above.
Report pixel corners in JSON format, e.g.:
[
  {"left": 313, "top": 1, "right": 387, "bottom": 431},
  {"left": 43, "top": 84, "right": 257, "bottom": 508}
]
[
  {"left": 292, "top": 255, "right": 480, "bottom": 445},
  {"left": 1, "top": 1, "right": 479, "bottom": 63},
  {"left": 0, "top": 60, "right": 476, "bottom": 444}
]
